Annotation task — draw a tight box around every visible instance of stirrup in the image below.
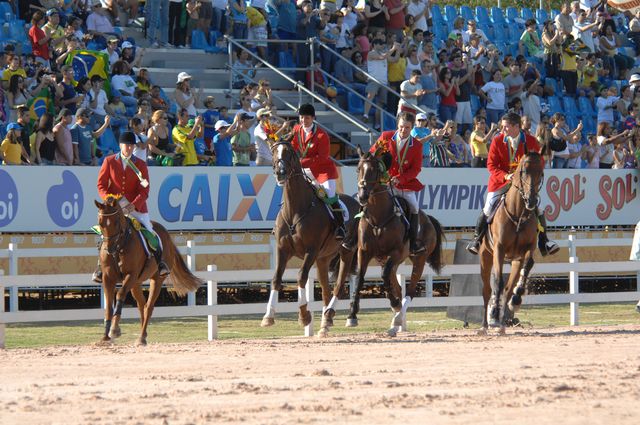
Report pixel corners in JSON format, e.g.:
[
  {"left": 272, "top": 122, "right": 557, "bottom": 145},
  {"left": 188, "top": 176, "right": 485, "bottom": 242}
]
[
  {"left": 92, "top": 268, "right": 102, "bottom": 283},
  {"left": 410, "top": 243, "right": 426, "bottom": 256},
  {"left": 466, "top": 239, "right": 480, "bottom": 255},
  {"left": 158, "top": 261, "right": 170, "bottom": 276},
  {"left": 335, "top": 226, "right": 346, "bottom": 241}
]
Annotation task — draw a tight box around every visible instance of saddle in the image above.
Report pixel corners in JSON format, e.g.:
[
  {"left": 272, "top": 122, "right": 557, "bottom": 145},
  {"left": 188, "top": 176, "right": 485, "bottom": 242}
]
[
  {"left": 357, "top": 195, "right": 410, "bottom": 240},
  {"left": 91, "top": 217, "right": 159, "bottom": 252}
]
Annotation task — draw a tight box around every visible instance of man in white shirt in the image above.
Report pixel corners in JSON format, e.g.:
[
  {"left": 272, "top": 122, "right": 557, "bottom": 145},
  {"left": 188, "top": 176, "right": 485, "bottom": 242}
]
[
  {"left": 398, "top": 70, "right": 425, "bottom": 115},
  {"left": 406, "top": 0, "right": 428, "bottom": 32},
  {"left": 86, "top": 0, "right": 117, "bottom": 42},
  {"left": 364, "top": 38, "right": 399, "bottom": 124},
  {"left": 101, "top": 37, "right": 120, "bottom": 68},
  {"left": 572, "top": 8, "right": 599, "bottom": 53},
  {"left": 462, "top": 20, "right": 489, "bottom": 46},
  {"left": 520, "top": 80, "right": 541, "bottom": 134}
]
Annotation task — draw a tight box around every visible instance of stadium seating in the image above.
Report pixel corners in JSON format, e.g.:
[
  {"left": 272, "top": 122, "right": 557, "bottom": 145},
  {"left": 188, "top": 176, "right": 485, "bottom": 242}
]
[
  {"left": 476, "top": 6, "right": 491, "bottom": 24},
  {"left": 521, "top": 7, "right": 534, "bottom": 21},
  {"left": 491, "top": 7, "right": 506, "bottom": 25},
  {"left": 536, "top": 8, "right": 549, "bottom": 23},
  {"left": 506, "top": 7, "right": 519, "bottom": 23},
  {"left": 382, "top": 113, "right": 396, "bottom": 131},
  {"left": 470, "top": 94, "right": 480, "bottom": 115},
  {"left": 0, "top": 2, "right": 14, "bottom": 22},
  {"left": 444, "top": 5, "right": 458, "bottom": 24},
  {"left": 347, "top": 91, "right": 365, "bottom": 115},
  {"left": 577, "top": 96, "right": 596, "bottom": 117},
  {"left": 547, "top": 95, "right": 563, "bottom": 114},
  {"left": 562, "top": 97, "right": 579, "bottom": 117},
  {"left": 460, "top": 6, "right": 474, "bottom": 22}
]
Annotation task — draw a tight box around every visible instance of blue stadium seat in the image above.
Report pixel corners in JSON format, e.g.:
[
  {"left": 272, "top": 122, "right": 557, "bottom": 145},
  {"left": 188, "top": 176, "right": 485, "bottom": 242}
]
[
  {"left": 509, "top": 24, "right": 523, "bottom": 44},
  {"left": 551, "top": 9, "right": 560, "bottom": 20},
  {"left": 536, "top": 8, "right": 549, "bottom": 23},
  {"left": 460, "top": 6, "right": 474, "bottom": 21},
  {"left": 547, "top": 95, "right": 563, "bottom": 114},
  {"left": 382, "top": 113, "right": 396, "bottom": 131},
  {"left": 0, "top": 2, "right": 14, "bottom": 22},
  {"left": 470, "top": 94, "right": 481, "bottom": 115},
  {"left": 506, "top": 7, "right": 519, "bottom": 23},
  {"left": 562, "top": 97, "right": 578, "bottom": 117},
  {"left": 479, "top": 23, "right": 495, "bottom": 39},
  {"left": 493, "top": 26, "right": 507, "bottom": 43},
  {"left": 278, "top": 51, "right": 295, "bottom": 77},
  {"left": 347, "top": 92, "right": 364, "bottom": 115},
  {"left": 444, "top": 5, "right": 458, "bottom": 23},
  {"left": 577, "top": 97, "right": 596, "bottom": 117},
  {"left": 476, "top": 6, "right": 491, "bottom": 24},
  {"left": 521, "top": 7, "right": 534, "bottom": 21},
  {"left": 191, "top": 30, "right": 211, "bottom": 49},
  {"left": 431, "top": 4, "right": 444, "bottom": 23},
  {"left": 491, "top": 7, "right": 506, "bottom": 24},
  {"left": 566, "top": 115, "right": 578, "bottom": 130},
  {"left": 545, "top": 77, "right": 559, "bottom": 94}
]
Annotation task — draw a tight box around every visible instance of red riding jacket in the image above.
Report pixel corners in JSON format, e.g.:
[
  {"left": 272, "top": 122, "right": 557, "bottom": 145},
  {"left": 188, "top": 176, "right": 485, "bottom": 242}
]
[
  {"left": 487, "top": 131, "right": 542, "bottom": 193},
  {"left": 291, "top": 124, "right": 338, "bottom": 183},
  {"left": 371, "top": 130, "right": 424, "bottom": 192},
  {"left": 97, "top": 153, "right": 150, "bottom": 213}
]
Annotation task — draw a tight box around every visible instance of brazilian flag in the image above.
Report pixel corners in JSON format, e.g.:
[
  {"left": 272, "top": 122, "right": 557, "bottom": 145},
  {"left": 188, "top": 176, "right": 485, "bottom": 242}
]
[
  {"left": 26, "top": 87, "right": 55, "bottom": 124},
  {"left": 64, "top": 49, "right": 111, "bottom": 96}
]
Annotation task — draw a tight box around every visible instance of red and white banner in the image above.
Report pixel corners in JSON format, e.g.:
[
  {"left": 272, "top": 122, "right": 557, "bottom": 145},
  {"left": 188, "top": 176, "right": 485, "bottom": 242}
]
[{"left": 608, "top": 0, "right": 640, "bottom": 14}]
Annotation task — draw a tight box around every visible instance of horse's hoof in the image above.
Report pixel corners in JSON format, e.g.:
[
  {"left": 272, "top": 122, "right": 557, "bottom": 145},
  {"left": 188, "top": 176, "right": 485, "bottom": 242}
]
[
  {"left": 477, "top": 328, "right": 488, "bottom": 336},
  {"left": 488, "top": 319, "right": 500, "bottom": 328},
  {"left": 97, "top": 336, "right": 112, "bottom": 345},
  {"left": 260, "top": 316, "right": 275, "bottom": 327},
  {"left": 345, "top": 318, "right": 358, "bottom": 327},
  {"left": 387, "top": 327, "right": 397, "bottom": 337},
  {"left": 108, "top": 327, "right": 121, "bottom": 339},
  {"left": 392, "top": 313, "right": 403, "bottom": 328},
  {"left": 498, "top": 327, "right": 506, "bottom": 336},
  {"left": 136, "top": 338, "right": 147, "bottom": 346},
  {"left": 323, "top": 309, "right": 335, "bottom": 327},
  {"left": 298, "top": 310, "right": 312, "bottom": 327},
  {"left": 317, "top": 327, "right": 329, "bottom": 338},
  {"left": 636, "top": 304, "right": 640, "bottom": 313}
]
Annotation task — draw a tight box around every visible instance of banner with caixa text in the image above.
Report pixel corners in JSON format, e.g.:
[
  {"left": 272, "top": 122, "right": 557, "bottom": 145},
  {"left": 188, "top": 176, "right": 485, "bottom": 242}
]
[{"left": 0, "top": 166, "right": 638, "bottom": 232}]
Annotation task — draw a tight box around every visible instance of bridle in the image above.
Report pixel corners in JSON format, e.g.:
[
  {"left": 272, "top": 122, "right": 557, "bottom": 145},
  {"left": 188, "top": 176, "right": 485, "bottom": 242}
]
[
  {"left": 357, "top": 156, "right": 391, "bottom": 205},
  {"left": 271, "top": 141, "right": 304, "bottom": 183},
  {"left": 503, "top": 153, "right": 544, "bottom": 232},
  {"left": 98, "top": 207, "right": 131, "bottom": 256}
]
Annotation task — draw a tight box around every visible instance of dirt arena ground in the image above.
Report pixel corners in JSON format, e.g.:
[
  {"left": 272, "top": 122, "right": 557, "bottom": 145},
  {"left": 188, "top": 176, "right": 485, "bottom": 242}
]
[{"left": 2, "top": 325, "right": 639, "bottom": 425}]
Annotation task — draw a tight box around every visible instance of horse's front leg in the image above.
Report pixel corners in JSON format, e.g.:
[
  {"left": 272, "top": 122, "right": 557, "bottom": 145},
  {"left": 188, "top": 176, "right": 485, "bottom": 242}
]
[
  {"left": 261, "top": 245, "right": 290, "bottom": 327},
  {"left": 383, "top": 257, "right": 403, "bottom": 337},
  {"left": 346, "top": 248, "right": 370, "bottom": 327},
  {"left": 508, "top": 252, "right": 535, "bottom": 315},
  {"left": 488, "top": 244, "right": 506, "bottom": 329},
  {"left": 297, "top": 250, "right": 318, "bottom": 327},
  {"left": 109, "top": 273, "right": 137, "bottom": 339},
  {"left": 100, "top": 275, "right": 115, "bottom": 343},
  {"left": 316, "top": 257, "right": 333, "bottom": 337},
  {"left": 479, "top": 247, "right": 492, "bottom": 336}
]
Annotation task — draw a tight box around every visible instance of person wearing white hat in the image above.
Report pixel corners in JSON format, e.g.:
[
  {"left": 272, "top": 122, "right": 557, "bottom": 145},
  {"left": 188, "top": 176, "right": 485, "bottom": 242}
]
[
  {"left": 87, "top": 0, "right": 117, "bottom": 43},
  {"left": 174, "top": 72, "right": 202, "bottom": 117},
  {"left": 254, "top": 108, "right": 293, "bottom": 166},
  {"left": 213, "top": 116, "right": 242, "bottom": 166},
  {"left": 630, "top": 74, "right": 640, "bottom": 93}
]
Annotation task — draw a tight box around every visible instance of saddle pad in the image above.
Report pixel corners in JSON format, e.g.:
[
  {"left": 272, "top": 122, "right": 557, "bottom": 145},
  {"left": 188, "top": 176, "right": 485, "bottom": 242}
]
[
  {"left": 129, "top": 217, "right": 159, "bottom": 252},
  {"left": 324, "top": 199, "right": 349, "bottom": 222}
]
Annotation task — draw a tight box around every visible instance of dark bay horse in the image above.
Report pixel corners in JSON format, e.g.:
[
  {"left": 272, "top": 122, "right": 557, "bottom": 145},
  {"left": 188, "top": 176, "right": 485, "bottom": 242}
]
[
  {"left": 479, "top": 151, "right": 544, "bottom": 334},
  {"left": 261, "top": 141, "right": 359, "bottom": 337},
  {"left": 338, "top": 148, "right": 444, "bottom": 336},
  {"left": 95, "top": 196, "right": 202, "bottom": 345}
]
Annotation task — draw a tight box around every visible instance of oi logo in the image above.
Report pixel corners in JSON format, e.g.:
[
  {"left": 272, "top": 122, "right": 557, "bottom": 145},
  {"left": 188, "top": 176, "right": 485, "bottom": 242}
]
[
  {"left": 47, "top": 170, "right": 84, "bottom": 227},
  {"left": 0, "top": 169, "right": 18, "bottom": 227}
]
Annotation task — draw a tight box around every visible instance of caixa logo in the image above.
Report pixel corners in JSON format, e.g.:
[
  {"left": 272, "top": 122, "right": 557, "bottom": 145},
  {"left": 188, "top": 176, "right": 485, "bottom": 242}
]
[
  {"left": 47, "top": 170, "right": 83, "bottom": 227},
  {"left": 0, "top": 170, "right": 18, "bottom": 227}
]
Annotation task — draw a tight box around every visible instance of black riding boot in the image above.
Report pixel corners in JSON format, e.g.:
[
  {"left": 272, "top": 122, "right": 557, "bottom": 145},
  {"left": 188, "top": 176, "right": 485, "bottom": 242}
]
[
  {"left": 537, "top": 214, "right": 559, "bottom": 257},
  {"left": 153, "top": 245, "right": 170, "bottom": 276},
  {"left": 466, "top": 212, "right": 488, "bottom": 255},
  {"left": 409, "top": 213, "right": 425, "bottom": 255},
  {"left": 341, "top": 216, "right": 360, "bottom": 250},
  {"left": 331, "top": 201, "right": 346, "bottom": 240}
]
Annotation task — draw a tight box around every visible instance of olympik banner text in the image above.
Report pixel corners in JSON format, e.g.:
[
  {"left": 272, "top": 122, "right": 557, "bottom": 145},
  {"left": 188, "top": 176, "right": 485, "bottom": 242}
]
[{"left": 0, "top": 167, "right": 638, "bottom": 232}]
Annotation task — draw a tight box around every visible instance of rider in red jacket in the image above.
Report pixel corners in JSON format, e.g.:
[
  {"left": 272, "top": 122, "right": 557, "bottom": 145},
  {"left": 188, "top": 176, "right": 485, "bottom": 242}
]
[
  {"left": 290, "top": 103, "right": 345, "bottom": 239},
  {"left": 466, "top": 112, "right": 559, "bottom": 256},
  {"left": 93, "top": 131, "right": 169, "bottom": 283}
]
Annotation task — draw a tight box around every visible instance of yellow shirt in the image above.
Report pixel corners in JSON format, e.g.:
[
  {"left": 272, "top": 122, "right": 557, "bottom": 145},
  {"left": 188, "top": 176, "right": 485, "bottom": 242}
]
[
  {"left": 388, "top": 56, "right": 406, "bottom": 83},
  {"left": 172, "top": 125, "right": 198, "bottom": 166},
  {"left": 1, "top": 138, "right": 23, "bottom": 164},
  {"left": 2, "top": 68, "right": 26, "bottom": 82},
  {"left": 469, "top": 131, "right": 488, "bottom": 157},
  {"left": 580, "top": 64, "right": 597, "bottom": 88},
  {"left": 561, "top": 51, "right": 577, "bottom": 72},
  {"left": 246, "top": 6, "right": 266, "bottom": 27}
]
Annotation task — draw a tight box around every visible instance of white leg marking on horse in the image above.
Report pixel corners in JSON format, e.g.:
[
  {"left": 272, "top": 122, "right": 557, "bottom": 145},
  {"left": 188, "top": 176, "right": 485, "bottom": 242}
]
[
  {"left": 400, "top": 295, "right": 411, "bottom": 316},
  {"left": 327, "top": 295, "right": 337, "bottom": 311},
  {"left": 265, "top": 289, "right": 278, "bottom": 317},
  {"left": 298, "top": 286, "right": 307, "bottom": 306}
]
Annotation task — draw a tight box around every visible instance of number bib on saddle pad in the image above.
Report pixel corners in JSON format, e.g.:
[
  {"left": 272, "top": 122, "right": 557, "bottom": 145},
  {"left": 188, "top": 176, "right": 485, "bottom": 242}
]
[{"left": 91, "top": 218, "right": 159, "bottom": 252}]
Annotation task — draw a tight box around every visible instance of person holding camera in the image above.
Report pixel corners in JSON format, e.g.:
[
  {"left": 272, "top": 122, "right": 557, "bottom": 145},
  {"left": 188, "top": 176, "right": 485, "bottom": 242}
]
[
  {"left": 172, "top": 108, "right": 204, "bottom": 166},
  {"left": 231, "top": 112, "right": 255, "bottom": 166}
]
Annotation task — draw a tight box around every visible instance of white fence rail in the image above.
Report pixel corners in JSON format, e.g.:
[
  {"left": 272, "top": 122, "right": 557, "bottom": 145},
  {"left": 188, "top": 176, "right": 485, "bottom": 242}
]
[{"left": 1, "top": 234, "right": 639, "bottom": 348}]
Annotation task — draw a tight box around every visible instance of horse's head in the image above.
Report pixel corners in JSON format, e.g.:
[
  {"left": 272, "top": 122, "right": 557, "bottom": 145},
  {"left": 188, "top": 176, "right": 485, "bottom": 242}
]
[
  {"left": 356, "top": 146, "right": 389, "bottom": 206},
  {"left": 271, "top": 141, "right": 302, "bottom": 186},
  {"left": 95, "top": 196, "right": 127, "bottom": 251},
  {"left": 513, "top": 152, "right": 544, "bottom": 211}
]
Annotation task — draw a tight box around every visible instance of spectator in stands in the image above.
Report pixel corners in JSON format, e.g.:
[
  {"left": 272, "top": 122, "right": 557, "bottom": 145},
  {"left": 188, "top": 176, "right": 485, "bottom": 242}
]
[
  {"left": 572, "top": 8, "right": 599, "bottom": 53},
  {"left": 417, "top": 60, "right": 438, "bottom": 114},
  {"left": 1, "top": 123, "right": 30, "bottom": 165},
  {"left": 173, "top": 108, "right": 205, "bottom": 165},
  {"left": 15, "top": 107, "right": 31, "bottom": 160},
  {"left": 463, "top": 19, "right": 488, "bottom": 46},
  {"left": 450, "top": 53, "right": 474, "bottom": 135},
  {"left": 254, "top": 108, "right": 280, "bottom": 165},
  {"left": 628, "top": 9, "right": 640, "bottom": 56},
  {"left": 135, "top": 98, "right": 153, "bottom": 125},
  {"left": 535, "top": 115, "right": 553, "bottom": 167},
  {"left": 521, "top": 79, "right": 542, "bottom": 134},
  {"left": 58, "top": 65, "right": 82, "bottom": 115},
  {"left": 406, "top": 0, "right": 427, "bottom": 33},
  {"left": 102, "top": 37, "right": 120, "bottom": 68},
  {"left": 480, "top": 69, "right": 506, "bottom": 126},
  {"left": 198, "top": 0, "right": 213, "bottom": 34},
  {"left": 211, "top": 0, "right": 228, "bottom": 37},
  {"left": 111, "top": 61, "right": 138, "bottom": 116},
  {"left": 446, "top": 121, "right": 471, "bottom": 167},
  {"left": 6, "top": 75, "right": 29, "bottom": 122},
  {"left": 583, "top": 133, "right": 601, "bottom": 168},
  {"left": 185, "top": 0, "right": 201, "bottom": 48},
  {"left": 34, "top": 113, "right": 56, "bottom": 165},
  {"left": 437, "top": 66, "right": 459, "bottom": 123},
  {"left": 503, "top": 62, "right": 525, "bottom": 104},
  {"left": 517, "top": 56, "right": 541, "bottom": 83},
  {"left": 149, "top": 85, "right": 169, "bottom": 113},
  {"left": 230, "top": 0, "right": 249, "bottom": 52},
  {"left": 253, "top": 80, "right": 274, "bottom": 109},
  {"left": 597, "top": 122, "right": 631, "bottom": 169},
  {"left": 169, "top": 0, "right": 187, "bottom": 47},
  {"left": 469, "top": 115, "right": 498, "bottom": 168},
  {"left": 364, "top": 0, "right": 388, "bottom": 35},
  {"left": 247, "top": 5, "right": 268, "bottom": 60},
  {"left": 405, "top": 46, "right": 421, "bottom": 79},
  {"left": 29, "top": 11, "right": 52, "bottom": 69},
  {"left": 542, "top": 20, "right": 563, "bottom": 80},
  {"left": 107, "top": 94, "right": 128, "bottom": 135},
  {"left": 519, "top": 19, "right": 544, "bottom": 58},
  {"left": 43, "top": 9, "right": 66, "bottom": 57},
  {"left": 55, "top": 35, "right": 81, "bottom": 68},
  {"left": 120, "top": 42, "right": 144, "bottom": 70},
  {"left": 147, "top": 110, "right": 175, "bottom": 165},
  {"left": 88, "top": 75, "right": 109, "bottom": 129},
  {"left": 430, "top": 120, "right": 455, "bottom": 167},
  {"left": 136, "top": 68, "right": 152, "bottom": 95},
  {"left": 231, "top": 113, "right": 254, "bottom": 166},
  {"left": 599, "top": 21, "right": 633, "bottom": 80},
  {"left": 398, "top": 69, "right": 424, "bottom": 115},
  {"left": 559, "top": 36, "right": 579, "bottom": 97},
  {"left": 353, "top": 23, "right": 370, "bottom": 61},
  {"left": 271, "top": 0, "right": 297, "bottom": 54},
  {"left": 202, "top": 96, "right": 219, "bottom": 151},
  {"left": 596, "top": 86, "right": 619, "bottom": 124},
  {"left": 54, "top": 108, "right": 74, "bottom": 165},
  {"left": 86, "top": 0, "right": 117, "bottom": 46},
  {"left": 232, "top": 49, "right": 255, "bottom": 89},
  {"left": 174, "top": 72, "right": 201, "bottom": 118},
  {"left": 386, "top": 38, "right": 406, "bottom": 116},
  {"left": 550, "top": 113, "right": 582, "bottom": 168},
  {"left": 214, "top": 118, "right": 240, "bottom": 166},
  {"left": 130, "top": 116, "right": 149, "bottom": 161},
  {"left": 363, "top": 38, "right": 396, "bottom": 125},
  {"left": 555, "top": 2, "right": 574, "bottom": 35},
  {"left": 3, "top": 55, "right": 26, "bottom": 89},
  {"left": 71, "top": 108, "right": 110, "bottom": 165},
  {"left": 146, "top": 0, "right": 169, "bottom": 47}
]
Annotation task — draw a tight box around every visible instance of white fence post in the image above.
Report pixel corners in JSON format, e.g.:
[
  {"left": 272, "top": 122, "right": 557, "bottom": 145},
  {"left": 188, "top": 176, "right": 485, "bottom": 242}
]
[
  {"left": 8, "top": 243, "right": 18, "bottom": 312},
  {"left": 304, "top": 276, "right": 314, "bottom": 337},
  {"left": 0, "top": 269, "right": 5, "bottom": 348},
  {"left": 186, "top": 240, "right": 196, "bottom": 306},
  {"left": 425, "top": 274, "right": 433, "bottom": 298},
  {"left": 269, "top": 235, "right": 276, "bottom": 270},
  {"left": 397, "top": 273, "right": 407, "bottom": 332},
  {"left": 568, "top": 234, "right": 579, "bottom": 326},
  {"left": 207, "top": 264, "right": 218, "bottom": 341}
]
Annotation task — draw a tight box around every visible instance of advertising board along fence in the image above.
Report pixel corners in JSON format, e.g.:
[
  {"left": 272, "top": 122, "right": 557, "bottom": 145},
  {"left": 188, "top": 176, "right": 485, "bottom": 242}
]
[{"left": 1, "top": 235, "right": 640, "bottom": 348}]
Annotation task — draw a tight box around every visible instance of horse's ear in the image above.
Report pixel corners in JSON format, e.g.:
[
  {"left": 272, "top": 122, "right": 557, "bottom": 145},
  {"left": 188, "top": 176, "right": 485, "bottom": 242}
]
[
  {"left": 95, "top": 199, "right": 103, "bottom": 210},
  {"left": 357, "top": 145, "right": 364, "bottom": 158}
]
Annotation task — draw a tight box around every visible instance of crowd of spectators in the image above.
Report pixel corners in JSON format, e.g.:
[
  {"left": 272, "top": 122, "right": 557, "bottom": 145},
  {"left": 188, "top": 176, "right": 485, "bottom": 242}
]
[{"left": 2, "top": 0, "right": 640, "bottom": 170}]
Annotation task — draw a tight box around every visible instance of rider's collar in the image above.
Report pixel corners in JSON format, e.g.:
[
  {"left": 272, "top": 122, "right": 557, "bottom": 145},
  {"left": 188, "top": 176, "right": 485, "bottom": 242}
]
[
  {"left": 302, "top": 123, "right": 315, "bottom": 135},
  {"left": 505, "top": 131, "right": 523, "bottom": 148}
]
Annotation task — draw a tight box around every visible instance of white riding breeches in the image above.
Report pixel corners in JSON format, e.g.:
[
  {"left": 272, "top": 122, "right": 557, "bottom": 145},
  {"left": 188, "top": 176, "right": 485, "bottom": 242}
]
[
  {"left": 128, "top": 210, "right": 164, "bottom": 250},
  {"left": 303, "top": 168, "right": 336, "bottom": 199},
  {"left": 483, "top": 185, "right": 510, "bottom": 216},
  {"left": 394, "top": 189, "right": 420, "bottom": 214}
]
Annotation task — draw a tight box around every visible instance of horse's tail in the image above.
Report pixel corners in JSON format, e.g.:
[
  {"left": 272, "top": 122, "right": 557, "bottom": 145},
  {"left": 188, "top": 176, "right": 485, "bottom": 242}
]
[
  {"left": 427, "top": 215, "right": 445, "bottom": 275},
  {"left": 161, "top": 228, "right": 204, "bottom": 296}
]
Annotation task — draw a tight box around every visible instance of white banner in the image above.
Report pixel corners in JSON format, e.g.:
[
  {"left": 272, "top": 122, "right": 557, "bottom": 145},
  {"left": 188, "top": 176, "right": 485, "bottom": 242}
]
[
  {"left": 0, "top": 166, "right": 638, "bottom": 232},
  {"left": 608, "top": 0, "right": 640, "bottom": 14}
]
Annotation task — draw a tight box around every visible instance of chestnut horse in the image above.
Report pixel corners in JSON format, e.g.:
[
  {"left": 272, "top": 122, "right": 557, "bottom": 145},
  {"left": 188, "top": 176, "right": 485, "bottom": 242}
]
[
  {"left": 479, "top": 151, "right": 544, "bottom": 334},
  {"left": 95, "top": 196, "right": 202, "bottom": 345},
  {"left": 261, "top": 141, "right": 359, "bottom": 337},
  {"left": 339, "top": 148, "right": 444, "bottom": 336}
]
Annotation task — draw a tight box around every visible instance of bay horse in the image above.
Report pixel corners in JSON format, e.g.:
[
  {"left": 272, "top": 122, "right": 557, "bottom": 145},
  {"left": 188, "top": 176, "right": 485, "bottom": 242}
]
[
  {"left": 261, "top": 141, "right": 359, "bottom": 337},
  {"left": 479, "top": 151, "right": 544, "bottom": 334},
  {"left": 95, "top": 196, "right": 203, "bottom": 345},
  {"left": 339, "top": 148, "right": 444, "bottom": 336}
]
